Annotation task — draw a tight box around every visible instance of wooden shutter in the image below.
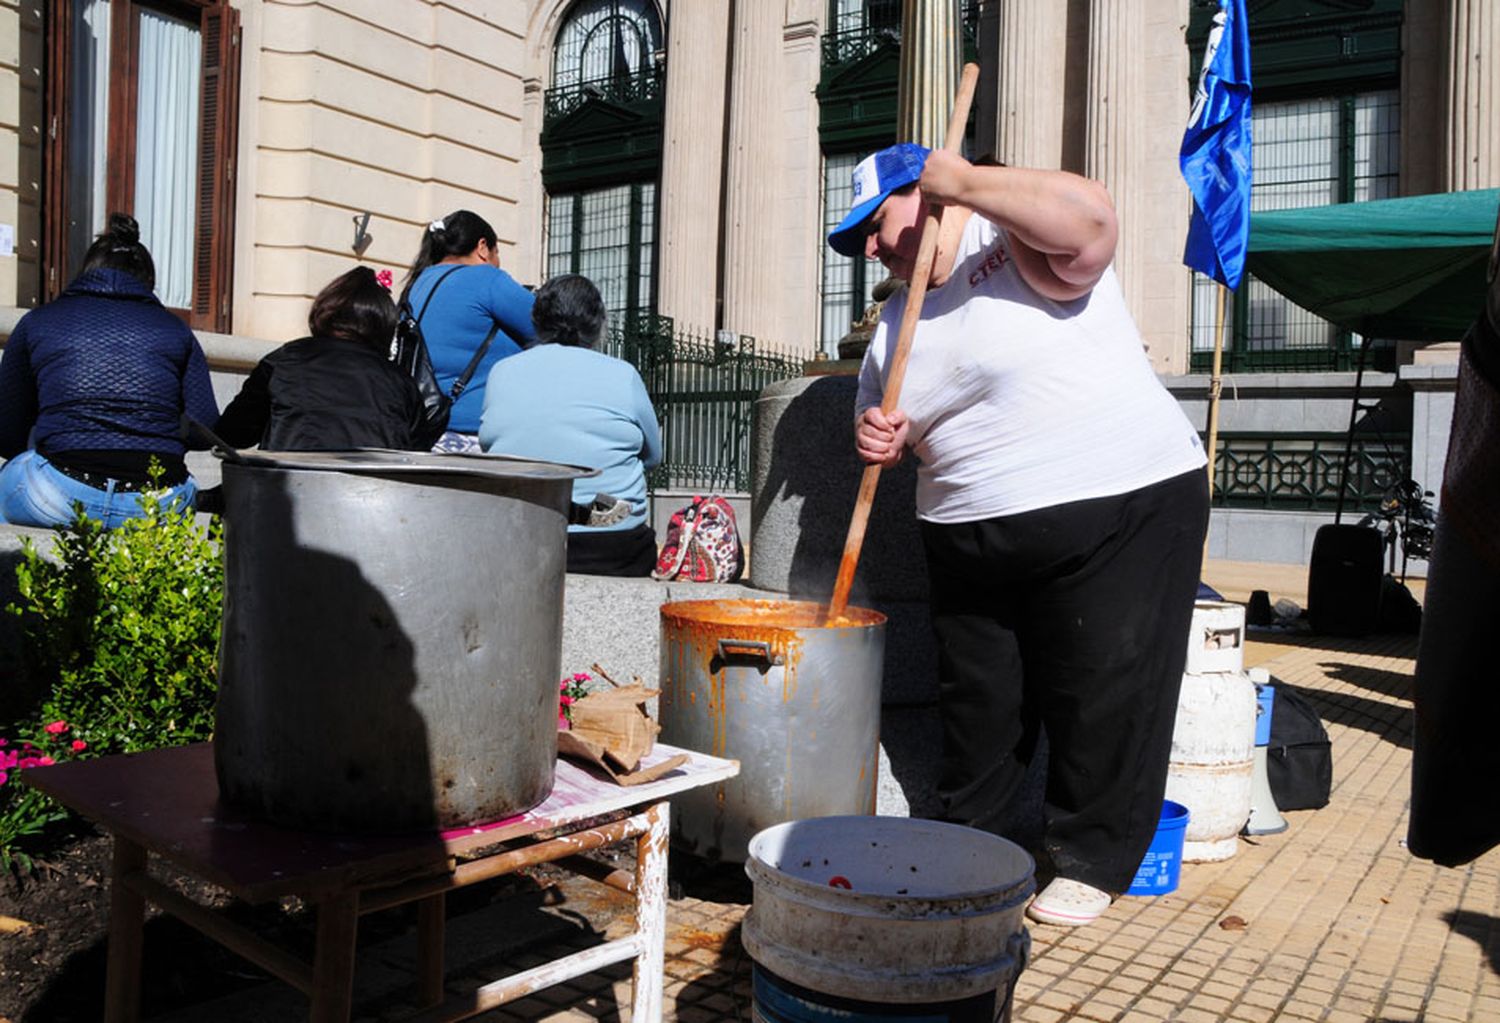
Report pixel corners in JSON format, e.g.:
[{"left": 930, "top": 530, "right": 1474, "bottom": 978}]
[
  {"left": 192, "top": 2, "right": 240, "bottom": 332},
  {"left": 41, "top": 0, "right": 73, "bottom": 302}
]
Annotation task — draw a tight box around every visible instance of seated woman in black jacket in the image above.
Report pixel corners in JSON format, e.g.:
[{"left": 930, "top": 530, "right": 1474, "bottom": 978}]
[{"left": 216, "top": 267, "right": 438, "bottom": 452}]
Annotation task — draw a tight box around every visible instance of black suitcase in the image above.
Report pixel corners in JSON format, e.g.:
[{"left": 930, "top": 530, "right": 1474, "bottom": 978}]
[{"left": 1307, "top": 524, "right": 1384, "bottom": 637}]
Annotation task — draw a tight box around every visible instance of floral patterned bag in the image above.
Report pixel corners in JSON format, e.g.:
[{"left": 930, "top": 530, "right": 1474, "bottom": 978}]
[{"left": 651, "top": 495, "right": 743, "bottom": 582}]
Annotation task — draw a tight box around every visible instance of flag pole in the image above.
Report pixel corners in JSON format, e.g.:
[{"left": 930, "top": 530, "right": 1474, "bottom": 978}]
[
  {"left": 1205, "top": 283, "right": 1227, "bottom": 500},
  {"left": 1202, "top": 283, "right": 1227, "bottom": 570}
]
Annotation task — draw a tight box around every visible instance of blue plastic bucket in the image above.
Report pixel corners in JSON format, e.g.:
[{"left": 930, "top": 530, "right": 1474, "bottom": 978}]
[{"left": 1127, "top": 800, "right": 1189, "bottom": 896}]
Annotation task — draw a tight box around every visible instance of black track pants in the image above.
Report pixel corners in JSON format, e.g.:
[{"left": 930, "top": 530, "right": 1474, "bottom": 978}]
[{"left": 920, "top": 468, "right": 1209, "bottom": 893}]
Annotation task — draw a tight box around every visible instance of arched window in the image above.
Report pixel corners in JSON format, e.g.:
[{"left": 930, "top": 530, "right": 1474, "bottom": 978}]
[
  {"left": 543, "top": 0, "right": 664, "bottom": 326},
  {"left": 553, "top": 0, "right": 660, "bottom": 90}
]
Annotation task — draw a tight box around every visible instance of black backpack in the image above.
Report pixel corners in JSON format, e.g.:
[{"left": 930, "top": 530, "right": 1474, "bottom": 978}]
[
  {"left": 393, "top": 265, "right": 502, "bottom": 446},
  {"left": 1267, "top": 684, "right": 1333, "bottom": 811}
]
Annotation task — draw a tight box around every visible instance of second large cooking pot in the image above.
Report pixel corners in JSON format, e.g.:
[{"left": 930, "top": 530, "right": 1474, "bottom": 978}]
[
  {"left": 658, "top": 599, "right": 887, "bottom": 862},
  {"left": 213, "top": 450, "right": 593, "bottom": 833}
]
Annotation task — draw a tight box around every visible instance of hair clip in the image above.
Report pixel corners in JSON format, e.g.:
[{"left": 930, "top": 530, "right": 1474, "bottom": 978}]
[{"left": 428, "top": 219, "right": 446, "bottom": 233}]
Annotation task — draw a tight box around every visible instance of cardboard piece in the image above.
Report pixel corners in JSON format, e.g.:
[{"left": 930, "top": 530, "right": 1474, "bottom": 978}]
[{"left": 558, "top": 684, "right": 679, "bottom": 784}]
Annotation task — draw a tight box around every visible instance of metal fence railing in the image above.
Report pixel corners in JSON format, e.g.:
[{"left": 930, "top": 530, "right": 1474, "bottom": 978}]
[
  {"left": 1207, "top": 432, "right": 1411, "bottom": 512},
  {"left": 601, "top": 316, "right": 807, "bottom": 493}
]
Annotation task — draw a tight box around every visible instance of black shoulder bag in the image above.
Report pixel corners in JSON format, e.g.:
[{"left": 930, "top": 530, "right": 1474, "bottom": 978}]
[{"left": 394, "top": 266, "right": 504, "bottom": 446}]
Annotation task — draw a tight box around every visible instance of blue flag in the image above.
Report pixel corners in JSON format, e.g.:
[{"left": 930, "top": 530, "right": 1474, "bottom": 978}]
[{"left": 1180, "top": 0, "right": 1252, "bottom": 289}]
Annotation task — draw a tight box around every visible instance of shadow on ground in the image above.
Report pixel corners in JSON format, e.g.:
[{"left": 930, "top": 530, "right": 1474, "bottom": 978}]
[
  {"left": 668, "top": 850, "right": 753, "bottom": 905},
  {"left": 1247, "top": 631, "right": 1418, "bottom": 751},
  {"left": 676, "top": 919, "right": 751, "bottom": 1023},
  {"left": 1277, "top": 678, "right": 1413, "bottom": 751},
  {"left": 1444, "top": 909, "right": 1500, "bottom": 978}
]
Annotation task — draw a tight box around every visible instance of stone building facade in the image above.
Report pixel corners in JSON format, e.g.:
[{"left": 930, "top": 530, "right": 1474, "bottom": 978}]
[{"left": 2, "top": 0, "right": 1496, "bottom": 363}]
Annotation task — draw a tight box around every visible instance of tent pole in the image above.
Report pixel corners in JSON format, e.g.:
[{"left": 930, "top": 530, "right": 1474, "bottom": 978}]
[{"left": 1202, "top": 283, "right": 1228, "bottom": 571}]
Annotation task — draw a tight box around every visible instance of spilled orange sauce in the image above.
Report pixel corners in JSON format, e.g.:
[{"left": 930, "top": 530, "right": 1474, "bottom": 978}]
[{"left": 659, "top": 600, "right": 886, "bottom": 759}]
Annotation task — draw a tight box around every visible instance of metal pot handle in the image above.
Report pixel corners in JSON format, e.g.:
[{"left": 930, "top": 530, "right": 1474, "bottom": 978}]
[{"left": 715, "top": 638, "right": 784, "bottom": 667}]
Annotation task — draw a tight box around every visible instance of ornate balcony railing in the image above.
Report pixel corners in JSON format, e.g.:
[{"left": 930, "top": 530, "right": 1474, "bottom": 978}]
[
  {"left": 543, "top": 63, "right": 666, "bottom": 125},
  {"left": 1207, "top": 432, "right": 1410, "bottom": 512}
]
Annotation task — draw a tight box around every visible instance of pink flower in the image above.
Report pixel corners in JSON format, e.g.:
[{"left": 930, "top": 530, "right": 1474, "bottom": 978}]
[
  {"left": 44, "top": 721, "right": 69, "bottom": 735},
  {"left": 0, "top": 738, "right": 8, "bottom": 747},
  {"left": 559, "top": 694, "right": 575, "bottom": 707},
  {"left": 557, "top": 711, "right": 570, "bottom": 730},
  {"left": 71, "top": 739, "right": 88, "bottom": 752},
  {"left": 0, "top": 770, "right": 8, "bottom": 785},
  {"left": 18, "top": 757, "right": 39, "bottom": 769},
  {"left": 375, "top": 269, "right": 394, "bottom": 291},
  {"left": 37, "top": 756, "right": 54, "bottom": 766}
]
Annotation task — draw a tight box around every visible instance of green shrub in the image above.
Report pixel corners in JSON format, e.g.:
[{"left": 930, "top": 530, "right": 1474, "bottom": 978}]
[{"left": 1, "top": 480, "right": 224, "bottom": 869}]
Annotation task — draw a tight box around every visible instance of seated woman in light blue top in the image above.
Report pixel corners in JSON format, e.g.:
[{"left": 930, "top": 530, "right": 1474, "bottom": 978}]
[
  {"left": 400, "top": 210, "right": 537, "bottom": 453},
  {"left": 479, "top": 274, "right": 662, "bottom": 577}
]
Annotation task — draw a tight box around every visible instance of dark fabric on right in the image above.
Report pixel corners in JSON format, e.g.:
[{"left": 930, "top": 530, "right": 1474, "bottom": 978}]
[
  {"left": 921, "top": 468, "right": 1208, "bottom": 894},
  {"left": 215, "top": 336, "right": 431, "bottom": 452},
  {"left": 1408, "top": 305, "right": 1500, "bottom": 867},
  {"left": 566, "top": 523, "right": 657, "bottom": 578}
]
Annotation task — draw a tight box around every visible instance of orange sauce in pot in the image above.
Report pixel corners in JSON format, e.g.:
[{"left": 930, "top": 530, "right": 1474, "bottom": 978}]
[{"left": 659, "top": 599, "right": 885, "bottom": 630}]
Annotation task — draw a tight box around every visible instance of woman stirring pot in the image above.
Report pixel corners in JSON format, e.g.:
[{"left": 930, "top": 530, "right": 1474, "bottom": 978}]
[{"left": 834, "top": 143, "right": 1210, "bottom": 927}]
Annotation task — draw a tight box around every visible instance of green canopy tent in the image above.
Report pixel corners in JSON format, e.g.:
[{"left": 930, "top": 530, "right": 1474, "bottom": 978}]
[{"left": 1244, "top": 188, "right": 1500, "bottom": 341}]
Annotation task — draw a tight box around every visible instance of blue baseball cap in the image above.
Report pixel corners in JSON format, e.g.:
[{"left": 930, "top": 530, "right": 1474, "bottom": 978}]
[{"left": 826, "top": 142, "right": 931, "bottom": 258}]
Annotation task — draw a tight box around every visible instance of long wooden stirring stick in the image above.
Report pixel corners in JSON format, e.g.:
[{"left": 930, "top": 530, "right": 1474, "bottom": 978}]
[{"left": 826, "top": 63, "right": 980, "bottom": 623}]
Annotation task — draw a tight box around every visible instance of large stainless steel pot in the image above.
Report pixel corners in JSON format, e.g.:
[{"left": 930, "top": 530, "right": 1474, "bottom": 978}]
[
  {"left": 658, "top": 599, "right": 886, "bottom": 862},
  {"left": 213, "top": 450, "right": 593, "bottom": 833}
]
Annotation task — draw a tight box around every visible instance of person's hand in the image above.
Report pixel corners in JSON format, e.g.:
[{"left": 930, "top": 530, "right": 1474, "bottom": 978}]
[
  {"left": 918, "top": 149, "right": 974, "bottom": 208},
  {"left": 855, "top": 407, "right": 909, "bottom": 468}
]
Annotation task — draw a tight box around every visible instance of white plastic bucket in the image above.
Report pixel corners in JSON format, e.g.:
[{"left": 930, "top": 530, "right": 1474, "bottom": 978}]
[{"left": 743, "top": 816, "right": 1034, "bottom": 1021}]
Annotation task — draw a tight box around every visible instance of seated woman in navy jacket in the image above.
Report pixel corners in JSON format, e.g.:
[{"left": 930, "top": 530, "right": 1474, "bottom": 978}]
[{"left": 0, "top": 214, "right": 218, "bottom": 528}]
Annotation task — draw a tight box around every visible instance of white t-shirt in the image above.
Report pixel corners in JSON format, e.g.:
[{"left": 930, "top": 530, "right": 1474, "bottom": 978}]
[{"left": 856, "top": 214, "right": 1206, "bottom": 523}]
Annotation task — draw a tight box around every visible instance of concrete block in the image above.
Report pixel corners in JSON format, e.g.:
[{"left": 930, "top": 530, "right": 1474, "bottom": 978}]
[
  {"left": 559, "top": 575, "right": 774, "bottom": 693},
  {"left": 749, "top": 375, "right": 929, "bottom": 603},
  {"left": 876, "top": 704, "right": 942, "bottom": 819}
]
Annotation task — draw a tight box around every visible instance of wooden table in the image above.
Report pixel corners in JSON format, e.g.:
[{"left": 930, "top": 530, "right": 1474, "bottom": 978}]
[{"left": 25, "top": 742, "right": 738, "bottom": 1023}]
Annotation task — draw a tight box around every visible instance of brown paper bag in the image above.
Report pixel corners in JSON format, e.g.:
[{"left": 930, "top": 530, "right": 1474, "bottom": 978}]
[{"left": 565, "top": 685, "right": 660, "bottom": 773}]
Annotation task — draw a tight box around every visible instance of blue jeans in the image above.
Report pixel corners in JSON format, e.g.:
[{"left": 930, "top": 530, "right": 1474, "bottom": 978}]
[{"left": 0, "top": 450, "right": 197, "bottom": 529}]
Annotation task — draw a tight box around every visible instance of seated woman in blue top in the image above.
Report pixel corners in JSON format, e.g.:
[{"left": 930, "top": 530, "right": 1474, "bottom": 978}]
[
  {"left": 480, "top": 274, "right": 662, "bottom": 577},
  {"left": 0, "top": 214, "right": 218, "bottom": 528},
  {"left": 400, "top": 210, "right": 536, "bottom": 453}
]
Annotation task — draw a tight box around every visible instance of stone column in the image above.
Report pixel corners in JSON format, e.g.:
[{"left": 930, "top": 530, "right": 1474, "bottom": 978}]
[
  {"left": 987, "top": 0, "right": 1068, "bottom": 169},
  {"left": 1399, "top": 0, "right": 1446, "bottom": 196},
  {"left": 896, "top": 0, "right": 961, "bottom": 148},
  {"left": 1444, "top": 0, "right": 1500, "bottom": 190},
  {"left": 720, "top": 1, "right": 784, "bottom": 342},
  {"left": 656, "top": 2, "right": 730, "bottom": 333},
  {"left": 1085, "top": 0, "right": 1144, "bottom": 315}
]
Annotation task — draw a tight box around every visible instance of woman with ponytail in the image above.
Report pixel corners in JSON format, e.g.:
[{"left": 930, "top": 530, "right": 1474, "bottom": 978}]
[
  {"left": 0, "top": 213, "right": 218, "bottom": 528},
  {"left": 400, "top": 210, "right": 536, "bottom": 452},
  {"left": 215, "top": 266, "right": 436, "bottom": 452}
]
